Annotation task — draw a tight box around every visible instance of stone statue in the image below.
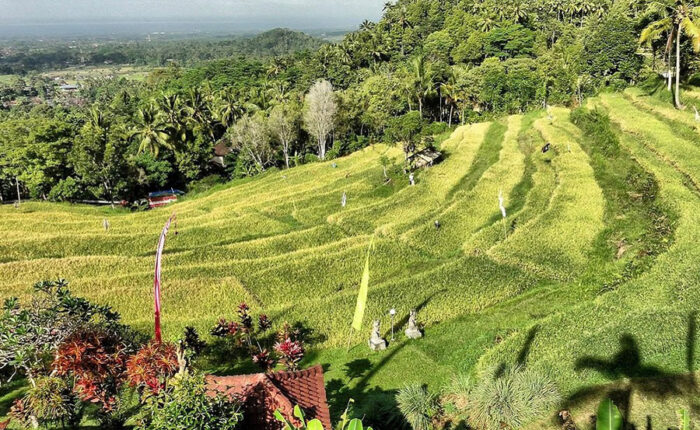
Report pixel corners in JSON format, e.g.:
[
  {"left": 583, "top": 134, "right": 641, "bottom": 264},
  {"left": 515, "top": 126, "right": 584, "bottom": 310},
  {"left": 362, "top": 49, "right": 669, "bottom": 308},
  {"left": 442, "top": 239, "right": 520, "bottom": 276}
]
[
  {"left": 405, "top": 309, "right": 423, "bottom": 339},
  {"left": 368, "top": 319, "right": 387, "bottom": 351}
]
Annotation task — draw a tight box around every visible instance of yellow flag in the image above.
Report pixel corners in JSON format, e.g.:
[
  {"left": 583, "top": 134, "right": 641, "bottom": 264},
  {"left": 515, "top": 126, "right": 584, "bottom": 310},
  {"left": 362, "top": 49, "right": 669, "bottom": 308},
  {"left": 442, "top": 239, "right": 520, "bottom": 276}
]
[{"left": 351, "top": 236, "right": 374, "bottom": 331}]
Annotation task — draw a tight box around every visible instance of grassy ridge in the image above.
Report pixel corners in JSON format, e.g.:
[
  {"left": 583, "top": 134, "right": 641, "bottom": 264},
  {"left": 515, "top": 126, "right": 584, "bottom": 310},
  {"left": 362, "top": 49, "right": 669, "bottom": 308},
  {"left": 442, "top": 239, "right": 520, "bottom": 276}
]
[
  {"left": 488, "top": 108, "right": 605, "bottom": 281},
  {"left": 0, "top": 97, "right": 695, "bottom": 426}
]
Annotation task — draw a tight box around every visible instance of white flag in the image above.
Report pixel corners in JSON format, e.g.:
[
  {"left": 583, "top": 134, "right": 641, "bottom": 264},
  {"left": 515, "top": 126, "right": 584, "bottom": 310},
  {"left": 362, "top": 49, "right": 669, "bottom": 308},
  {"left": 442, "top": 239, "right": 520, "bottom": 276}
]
[{"left": 498, "top": 190, "right": 506, "bottom": 218}]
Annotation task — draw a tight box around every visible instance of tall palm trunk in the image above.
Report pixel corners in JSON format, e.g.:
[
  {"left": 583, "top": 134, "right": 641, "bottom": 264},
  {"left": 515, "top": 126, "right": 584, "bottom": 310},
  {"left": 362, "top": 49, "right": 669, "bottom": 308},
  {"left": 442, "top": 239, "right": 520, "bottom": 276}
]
[
  {"left": 675, "top": 22, "right": 683, "bottom": 108},
  {"left": 15, "top": 177, "right": 21, "bottom": 206},
  {"left": 668, "top": 48, "right": 673, "bottom": 91}
]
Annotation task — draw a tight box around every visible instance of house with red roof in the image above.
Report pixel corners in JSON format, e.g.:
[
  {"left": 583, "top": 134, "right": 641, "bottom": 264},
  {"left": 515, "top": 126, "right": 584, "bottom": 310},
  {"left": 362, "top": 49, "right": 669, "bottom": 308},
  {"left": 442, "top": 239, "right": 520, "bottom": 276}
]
[{"left": 206, "top": 364, "right": 332, "bottom": 429}]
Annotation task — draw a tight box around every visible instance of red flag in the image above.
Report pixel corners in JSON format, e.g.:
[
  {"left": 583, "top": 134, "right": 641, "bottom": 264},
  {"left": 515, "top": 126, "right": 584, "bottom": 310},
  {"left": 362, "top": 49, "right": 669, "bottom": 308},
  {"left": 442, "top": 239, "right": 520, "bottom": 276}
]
[{"left": 154, "top": 213, "right": 176, "bottom": 343}]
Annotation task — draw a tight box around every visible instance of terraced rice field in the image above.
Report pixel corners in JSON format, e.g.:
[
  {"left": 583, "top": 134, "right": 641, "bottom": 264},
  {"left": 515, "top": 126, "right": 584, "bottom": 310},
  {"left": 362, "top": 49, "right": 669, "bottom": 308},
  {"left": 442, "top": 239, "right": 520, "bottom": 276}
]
[{"left": 3, "top": 92, "right": 700, "bottom": 426}]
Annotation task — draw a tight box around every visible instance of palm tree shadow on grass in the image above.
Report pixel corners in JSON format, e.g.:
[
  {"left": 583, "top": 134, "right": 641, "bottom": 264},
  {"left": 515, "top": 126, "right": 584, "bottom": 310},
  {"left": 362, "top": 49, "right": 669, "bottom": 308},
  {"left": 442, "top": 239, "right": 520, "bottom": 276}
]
[
  {"left": 494, "top": 324, "right": 539, "bottom": 378},
  {"left": 325, "top": 344, "right": 411, "bottom": 429},
  {"left": 562, "top": 311, "right": 700, "bottom": 428}
]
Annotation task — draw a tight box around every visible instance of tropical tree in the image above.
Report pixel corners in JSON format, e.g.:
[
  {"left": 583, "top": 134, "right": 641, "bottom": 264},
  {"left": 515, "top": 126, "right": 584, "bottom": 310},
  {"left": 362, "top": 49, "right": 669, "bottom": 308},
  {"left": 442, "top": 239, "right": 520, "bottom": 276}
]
[
  {"left": 303, "top": 80, "right": 337, "bottom": 161},
  {"left": 157, "top": 94, "right": 188, "bottom": 147},
  {"left": 268, "top": 104, "right": 299, "bottom": 169},
  {"left": 131, "top": 106, "right": 172, "bottom": 158},
  {"left": 640, "top": 0, "right": 700, "bottom": 108},
  {"left": 214, "top": 90, "right": 244, "bottom": 129},
  {"left": 184, "top": 88, "right": 215, "bottom": 139},
  {"left": 72, "top": 110, "right": 131, "bottom": 206},
  {"left": 639, "top": 1, "right": 676, "bottom": 91},
  {"left": 230, "top": 113, "right": 274, "bottom": 173},
  {"left": 407, "top": 55, "right": 435, "bottom": 117}
]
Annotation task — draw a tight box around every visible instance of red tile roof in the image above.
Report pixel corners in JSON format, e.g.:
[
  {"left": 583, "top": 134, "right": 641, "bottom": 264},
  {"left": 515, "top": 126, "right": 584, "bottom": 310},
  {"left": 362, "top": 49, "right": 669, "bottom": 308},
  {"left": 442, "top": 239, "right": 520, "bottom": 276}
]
[{"left": 207, "top": 365, "right": 331, "bottom": 429}]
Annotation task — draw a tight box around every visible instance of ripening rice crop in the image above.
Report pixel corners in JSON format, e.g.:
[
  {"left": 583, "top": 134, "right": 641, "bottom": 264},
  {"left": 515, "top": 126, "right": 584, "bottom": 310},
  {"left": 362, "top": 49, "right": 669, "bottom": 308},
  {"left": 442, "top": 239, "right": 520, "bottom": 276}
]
[
  {"left": 488, "top": 108, "right": 605, "bottom": 281},
  {"left": 3, "top": 95, "right": 700, "bottom": 427}
]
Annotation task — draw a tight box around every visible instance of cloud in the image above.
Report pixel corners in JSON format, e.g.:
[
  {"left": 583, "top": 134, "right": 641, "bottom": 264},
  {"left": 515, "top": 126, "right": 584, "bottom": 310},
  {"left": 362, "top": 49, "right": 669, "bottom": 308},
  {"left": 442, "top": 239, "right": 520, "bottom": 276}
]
[{"left": 0, "top": 0, "right": 385, "bottom": 24}]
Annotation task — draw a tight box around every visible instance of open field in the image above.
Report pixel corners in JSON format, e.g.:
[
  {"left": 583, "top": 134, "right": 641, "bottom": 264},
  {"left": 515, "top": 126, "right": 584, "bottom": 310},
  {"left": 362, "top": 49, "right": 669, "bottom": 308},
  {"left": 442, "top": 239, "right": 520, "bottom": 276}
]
[{"left": 2, "top": 93, "right": 700, "bottom": 427}]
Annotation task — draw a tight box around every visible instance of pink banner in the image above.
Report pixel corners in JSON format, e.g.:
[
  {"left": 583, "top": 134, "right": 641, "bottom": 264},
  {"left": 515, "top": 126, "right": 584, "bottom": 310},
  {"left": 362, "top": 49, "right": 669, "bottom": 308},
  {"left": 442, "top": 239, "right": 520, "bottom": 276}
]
[{"left": 154, "top": 213, "right": 175, "bottom": 343}]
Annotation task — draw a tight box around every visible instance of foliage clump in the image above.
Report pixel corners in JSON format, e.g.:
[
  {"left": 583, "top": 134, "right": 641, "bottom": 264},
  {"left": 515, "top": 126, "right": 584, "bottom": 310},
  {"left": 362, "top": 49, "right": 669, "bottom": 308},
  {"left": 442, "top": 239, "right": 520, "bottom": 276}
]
[
  {"left": 396, "top": 384, "right": 440, "bottom": 430},
  {"left": 137, "top": 372, "right": 242, "bottom": 430},
  {"left": 454, "top": 366, "right": 560, "bottom": 430}
]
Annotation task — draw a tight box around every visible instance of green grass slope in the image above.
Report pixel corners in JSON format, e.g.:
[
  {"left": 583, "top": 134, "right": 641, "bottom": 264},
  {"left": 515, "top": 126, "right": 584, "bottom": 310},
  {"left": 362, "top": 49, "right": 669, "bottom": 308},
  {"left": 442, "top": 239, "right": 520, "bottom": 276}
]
[{"left": 2, "top": 96, "right": 700, "bottom": 427}]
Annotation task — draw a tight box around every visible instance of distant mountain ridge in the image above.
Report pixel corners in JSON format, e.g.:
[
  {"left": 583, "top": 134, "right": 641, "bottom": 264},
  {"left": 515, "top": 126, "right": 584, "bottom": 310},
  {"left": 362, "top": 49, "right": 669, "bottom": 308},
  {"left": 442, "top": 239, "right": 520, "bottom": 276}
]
[
  {"left": 231, "top": 28, "right": 327, "bottom": 57},
  {"left": 0, "top": 28, "right": 326, "bottom": 72}
]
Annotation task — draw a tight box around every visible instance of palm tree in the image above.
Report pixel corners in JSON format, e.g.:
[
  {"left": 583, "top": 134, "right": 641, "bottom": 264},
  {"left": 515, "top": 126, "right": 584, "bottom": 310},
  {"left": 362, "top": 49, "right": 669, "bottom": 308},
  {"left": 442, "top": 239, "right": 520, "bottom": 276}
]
[
  {"left": 158, "top": 94, "right": 188, "bottom": 146},
  {"left": 387, "top": 4, "right": 413, "bottom": 56},
  {"left": 359, "top": 20, "right": 375, "bottom": 32},
  {"left": 88, "top": 108, "right": 108, "bottom": 131},
  {"left": 641, "top": 0, "right": 700, "bottom": 108},
  {"left": 132, "top": 105, "right": 172, "bottom": 158},
  {"left": 640, "top": 7, "right": 674, "bottom": 91},
  {"left": 441, "top": 73, "right": 459, "bottom": 127},
  {"left": 215, "top": 90, "right": 244, "bottom": 128},
  {"left": 511, "top": 2, "right": 529, "bottom": 24},
  {"left": 184, "top": 88, "right": 215, "bottom": 138},
  {"left": 408, "top": 55, "right": 435, "bottom": 117}
]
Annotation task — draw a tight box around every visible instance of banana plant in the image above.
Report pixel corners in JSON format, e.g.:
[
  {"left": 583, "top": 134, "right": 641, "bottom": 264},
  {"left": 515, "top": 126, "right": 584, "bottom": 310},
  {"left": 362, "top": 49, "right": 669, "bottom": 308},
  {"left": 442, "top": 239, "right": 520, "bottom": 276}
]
[
  {"left": 274, "top": 402, "right": 373, "bottom": 430},
  {"left": 274, "top": 405, "right": 324, "bottom": 430},
  {"left": 596, "top": 398, "right": 622, "bottom": 430},
  {"left": 678, "top": 409, "right": 690, "bottom": 430}
]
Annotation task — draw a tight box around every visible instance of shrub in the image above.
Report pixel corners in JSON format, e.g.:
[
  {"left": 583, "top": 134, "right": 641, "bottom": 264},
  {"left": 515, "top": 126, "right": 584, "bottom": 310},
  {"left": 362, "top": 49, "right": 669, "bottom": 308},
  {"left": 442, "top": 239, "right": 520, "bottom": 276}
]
[
  {"left": 52, "top": 327, "right": 131, "bottom": 413},
  {"left": 304, "top": 153, "right": 320, "bottom": 164},
  {"left": 0, "top": 279, "right": 126, "bottom": 387},
  {"left": 181, "top": 326, "right": 206, "bottom": 356},
  {"left": 127, "top": 341, "right": 179, "bottom": 395},
  {"left": 138, "top": 372, "right": 242, "bottom": 430},
  {"left": 274, "top": 338, "right": 304, "bottom": 371},
  {"left": 11, "top": 376, "right": 81, "bottom": 428},
  {"left": 187, "top": 175, "right": 225, "bottom": 194},
  {"left": 396, "top": 384, "right": 439, "bottom": 430},
  {"left": 48, "top": 177, "right": 85, "bottom": 202},
  {"left": 570, "top": 107, "right": 620, "bottom": 156},
  {"left": 466, "top": 366, "right": 559, "bottom": 430},
  {"left": 421, "top": 121, "right": 449, "bottom": 137}
]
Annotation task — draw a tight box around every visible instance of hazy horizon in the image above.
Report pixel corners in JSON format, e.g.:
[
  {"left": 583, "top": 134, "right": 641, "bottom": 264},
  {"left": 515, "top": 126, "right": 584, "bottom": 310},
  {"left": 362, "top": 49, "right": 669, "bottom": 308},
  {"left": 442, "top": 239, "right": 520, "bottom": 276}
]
[{"left": 0, "top": 0, "right": 386, "bottom": 38}]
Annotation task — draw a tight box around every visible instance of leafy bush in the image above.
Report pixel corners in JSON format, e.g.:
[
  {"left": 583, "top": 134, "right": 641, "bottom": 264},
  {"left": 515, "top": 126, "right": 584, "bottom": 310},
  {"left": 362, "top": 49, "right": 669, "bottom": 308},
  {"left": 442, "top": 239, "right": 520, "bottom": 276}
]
[
  {"left": 138, "top": 372, "right": 242, "bottom": 430},
  {"left": 570, "top": 107, "right": 620, "bottom": 156},
  {"left": 52, "top": 327, "right": 131, "bottom": 413},
  {"left": 420, "top": 121, "right": 449, "bottom": 137},
  {"left": 396, "top": 384, "right": 439, "bottom": 430},
  {"left": 127, "top": 341, "right": 180, "bottom": 395},
  {"left": 0, "top": 279, "right": 126, "bottom": 387},
  {"left": 466, "top": 366, "right": 559, "bottom": 430},
  {"left": 11, "top": 376, "right": 81, "bottom": 428},
  {"left": 48, "top": 177, "right": 85, "bottom": 202}
]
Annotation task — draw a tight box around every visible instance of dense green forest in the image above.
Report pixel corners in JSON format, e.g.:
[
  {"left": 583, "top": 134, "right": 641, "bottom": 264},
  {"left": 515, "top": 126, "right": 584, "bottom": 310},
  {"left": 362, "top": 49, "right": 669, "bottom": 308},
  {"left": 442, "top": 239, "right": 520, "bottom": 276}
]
[{"left": 0, "top": 0, "right": 691, "bottom": 203}]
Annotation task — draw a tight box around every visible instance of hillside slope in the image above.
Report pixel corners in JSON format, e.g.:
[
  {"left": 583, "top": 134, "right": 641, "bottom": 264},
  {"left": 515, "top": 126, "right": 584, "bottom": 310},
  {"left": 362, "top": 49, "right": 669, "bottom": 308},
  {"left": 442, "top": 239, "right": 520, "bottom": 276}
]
[{"left": 1, "top": 97, "right": 699, "bottom": 426}]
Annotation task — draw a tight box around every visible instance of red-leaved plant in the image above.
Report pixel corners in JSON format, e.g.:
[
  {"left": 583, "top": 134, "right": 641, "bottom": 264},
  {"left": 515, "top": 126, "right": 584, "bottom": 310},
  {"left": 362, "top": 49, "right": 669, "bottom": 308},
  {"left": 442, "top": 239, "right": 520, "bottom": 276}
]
[
  {"left": 126, "top": 341, "right": 179, "bottom": 395},
  {"left": 252, "top": 348, "right": 275, "bottom": 372},
  {"left": 274, "top": 338, "right": 304, "bottom": 371},
  {"left": 52, "top": 328, "right": 129, "bottom": 412}
]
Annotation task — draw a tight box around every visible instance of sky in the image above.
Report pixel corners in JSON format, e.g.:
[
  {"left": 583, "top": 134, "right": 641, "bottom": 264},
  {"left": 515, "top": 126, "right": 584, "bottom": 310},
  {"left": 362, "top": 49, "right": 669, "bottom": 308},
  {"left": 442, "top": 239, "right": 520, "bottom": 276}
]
[{"left": 0, "top": 0, "right": 387, "bottom": 36}]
